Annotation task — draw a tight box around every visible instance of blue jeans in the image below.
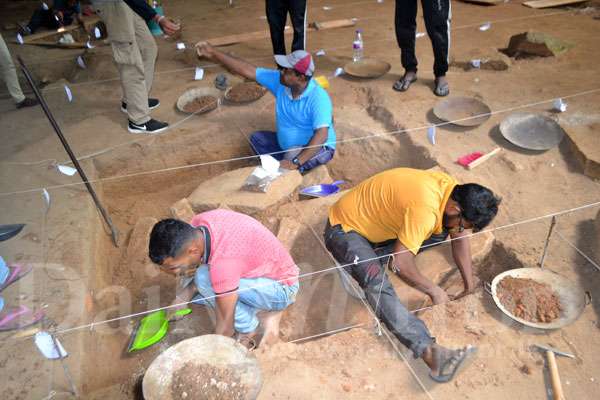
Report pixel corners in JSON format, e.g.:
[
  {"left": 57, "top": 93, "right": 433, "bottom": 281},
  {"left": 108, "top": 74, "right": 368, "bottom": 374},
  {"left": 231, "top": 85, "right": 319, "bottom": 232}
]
[
  {"left": 249, "top": 130, "right": 335, "bottom": 174},
  {"left": 193, "top": 266, "right": 299, "bottom": 334}
]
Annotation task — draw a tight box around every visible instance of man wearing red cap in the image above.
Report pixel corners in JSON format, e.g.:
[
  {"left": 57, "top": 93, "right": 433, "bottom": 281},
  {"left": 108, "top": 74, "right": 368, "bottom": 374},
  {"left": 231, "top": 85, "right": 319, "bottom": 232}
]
[{"left": 197, "top": 43, "right": 336, "bottom": 174}]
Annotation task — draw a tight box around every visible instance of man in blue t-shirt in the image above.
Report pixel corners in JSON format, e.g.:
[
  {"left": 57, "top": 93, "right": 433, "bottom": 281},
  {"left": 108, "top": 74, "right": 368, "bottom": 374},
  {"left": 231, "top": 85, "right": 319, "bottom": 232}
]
[{"left": 197, "top": 42, "right": 336, "bottom": 173}]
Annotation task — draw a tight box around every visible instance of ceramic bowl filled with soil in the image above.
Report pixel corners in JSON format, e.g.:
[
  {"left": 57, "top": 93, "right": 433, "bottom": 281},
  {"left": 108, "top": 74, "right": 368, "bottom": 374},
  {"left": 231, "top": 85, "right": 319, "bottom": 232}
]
[
  {"left": 433, "top": 96, "right": 491, "bottom": 127},
  {"left": 176, "top": 87, "right": 221, "bottom": 115},
  {"left": 224, "top": 82, "right": 267, "bottom": 104},
  {"left": 489, "top": 267, "right": 589, "bottom": 330}
]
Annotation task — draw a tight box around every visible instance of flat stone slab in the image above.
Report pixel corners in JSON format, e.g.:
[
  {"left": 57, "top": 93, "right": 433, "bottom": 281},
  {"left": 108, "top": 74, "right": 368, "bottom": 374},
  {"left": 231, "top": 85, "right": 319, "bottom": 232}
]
[
  {"left": 503, "top": 31, "right": 573, "bottom": 58},
  {"left": 187, "top": 166, "right": 303, "bottom": 215},
  {"left": 564, "top": 123, "right": 600, "bottom": 179}
]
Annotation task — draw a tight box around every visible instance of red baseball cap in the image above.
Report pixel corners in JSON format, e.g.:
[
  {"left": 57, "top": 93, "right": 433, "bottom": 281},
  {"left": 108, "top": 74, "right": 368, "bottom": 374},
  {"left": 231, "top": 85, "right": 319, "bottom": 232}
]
[{"left": 274, "top": 50, "right": 315, "bottom": 76}]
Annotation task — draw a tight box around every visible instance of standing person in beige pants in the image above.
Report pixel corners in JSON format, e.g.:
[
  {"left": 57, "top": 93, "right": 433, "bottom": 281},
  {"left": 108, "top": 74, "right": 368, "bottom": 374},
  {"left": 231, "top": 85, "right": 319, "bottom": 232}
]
[
  {"left": 0, "top": 34, "right": 38, "bottom": 109},
  {"left": 92, "top": 0, "right": 179, "bottom": 134}
]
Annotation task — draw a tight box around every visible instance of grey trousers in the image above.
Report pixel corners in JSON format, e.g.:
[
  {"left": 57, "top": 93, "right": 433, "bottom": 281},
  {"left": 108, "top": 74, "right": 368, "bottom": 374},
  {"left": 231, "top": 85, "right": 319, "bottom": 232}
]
[
  {"left": 324, "top": 222, "right": 435, "bottom": 358},
  {"left": 0, "top": 34, "right": 25, "bottom": 104}
]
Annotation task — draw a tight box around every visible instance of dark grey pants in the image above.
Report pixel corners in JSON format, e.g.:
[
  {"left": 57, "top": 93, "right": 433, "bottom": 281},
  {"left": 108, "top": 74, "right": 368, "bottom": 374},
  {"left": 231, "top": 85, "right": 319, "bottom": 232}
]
[{"left": 324, "top": 222, "right": 439, "bottom": 358}]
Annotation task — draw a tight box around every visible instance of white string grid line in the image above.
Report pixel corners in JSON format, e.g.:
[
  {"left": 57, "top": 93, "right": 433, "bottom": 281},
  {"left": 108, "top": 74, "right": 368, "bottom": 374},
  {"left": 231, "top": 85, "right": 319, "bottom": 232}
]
[
  {"left": 16, "top": 198, "right": 598, "bottom": 339},
  {"left": 555, "top": 229, "right": 600, "bottom": 273},
  {"left": 15, "top": 8, "right": 569, "bottom": 82},
  {"left": 2, "top": 85, "right": 599, "bottom": 198}
]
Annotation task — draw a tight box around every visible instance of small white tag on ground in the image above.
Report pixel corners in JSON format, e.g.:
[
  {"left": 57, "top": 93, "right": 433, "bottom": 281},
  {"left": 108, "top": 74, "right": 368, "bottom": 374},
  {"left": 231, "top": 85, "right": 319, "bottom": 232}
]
[
  {"left": 553, "top": 98, "right": 567, "bottom": 112},
  {"left": 194, "top": 67, "right": 204, "bottom": 80},
  {"left": 260, "top": 155, "right": 280, "bottom": 174},
  {"left": 259, "top": 15, "right": 267, "bottom": 20},
  {"left": 76, "top": 56, "right": 86, "bottom": 69},
  {"left": 86, "top": 40, "right": 94, "bottom": 49},
  {"left": 353, "top": 255, "right": 359, "bottom": 264},
  {"left": 16, "top": 33, "right": 24, "bottom": 44},
  {"left": 479, "top": 22, "right": 491, "bottom": 31},
  {"left": 94, "top": 27, "right": 101, "bottom": 38},
  {"left": 42, "top": 188, "right": 50, "bottom": 211},
  {"left": 42, "top": 2, "right": 49, "bottom": 10},
  {"left": 64, "top": 85, "right": 73, "bottom": 102},
  {"left": 35, "top": 332, "right": 68, "bottom": 359},
  {"left": 427, "top": 126, "right": 436, "bottom": 145},
  {"left": 334, "top": 67, "right": 344, "bottom": 77},
  {"left": 323, "top": 6, "right": 332, "bottom": 10},
  {"left": 470, "top": 59, "right": 481, "bottom": 68},
  {"left": 176, "top": 42, "right": 186, "bottom": 50},
  {"left": 377, "top": 0, "right": 384, "bottom": 3},
  {"left": 316, "top": 49, "right": 326, "bottom": 56},
  {"left": 416, "top": 32, "right": 426, "bottom": 38},
  {"left": 57, "top": 165, "right": 77, "bottom": 176}
]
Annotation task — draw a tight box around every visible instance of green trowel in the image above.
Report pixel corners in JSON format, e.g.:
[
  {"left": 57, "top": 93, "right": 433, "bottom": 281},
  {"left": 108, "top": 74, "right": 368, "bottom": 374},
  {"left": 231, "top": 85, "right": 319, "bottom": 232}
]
[{"left": 127, "top": 308, "right": 192, "bottom": 352}]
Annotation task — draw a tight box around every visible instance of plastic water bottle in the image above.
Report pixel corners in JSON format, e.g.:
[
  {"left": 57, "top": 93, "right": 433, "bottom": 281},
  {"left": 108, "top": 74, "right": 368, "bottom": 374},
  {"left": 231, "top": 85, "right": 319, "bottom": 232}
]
[{"left": 352, "top": 29, "right": 363, "bottom": 62}]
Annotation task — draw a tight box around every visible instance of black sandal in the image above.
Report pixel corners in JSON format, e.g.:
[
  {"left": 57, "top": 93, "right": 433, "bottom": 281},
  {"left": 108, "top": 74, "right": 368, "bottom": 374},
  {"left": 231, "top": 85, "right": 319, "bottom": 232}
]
[
  {"left": 393, "top": 74, "right": 417, "bottom": 92},
  {"left": 434, "top": 78, "right": 450, "bottom": 97},
  {"left": 429, "top": 346, "right": 477, "bottom": 383}
]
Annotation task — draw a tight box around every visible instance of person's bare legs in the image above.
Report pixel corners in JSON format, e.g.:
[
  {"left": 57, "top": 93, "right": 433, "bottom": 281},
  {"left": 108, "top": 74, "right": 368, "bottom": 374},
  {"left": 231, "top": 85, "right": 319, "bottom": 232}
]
[{"left": 258, "top": 310, "right": 283, "bottom": 347}]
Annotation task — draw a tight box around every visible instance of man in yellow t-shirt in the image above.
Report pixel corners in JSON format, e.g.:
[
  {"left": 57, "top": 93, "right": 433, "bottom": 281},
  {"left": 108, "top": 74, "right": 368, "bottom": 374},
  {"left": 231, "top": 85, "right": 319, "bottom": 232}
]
[{"left": 324, "top": 168, "right": 500, "bottom": 383}]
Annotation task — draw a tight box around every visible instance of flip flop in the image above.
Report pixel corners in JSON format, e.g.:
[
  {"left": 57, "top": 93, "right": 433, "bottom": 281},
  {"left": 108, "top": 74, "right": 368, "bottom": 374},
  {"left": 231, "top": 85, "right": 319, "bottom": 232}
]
[
  {"left": 0, "top": 264, "right": 33, "bottom": 293},
  {"left": 393, "top": 74, "right": 417, "bottom": 92},
  {"left": 0, "top": 305, "right": 45, "bottom": 332},
  {"left": 434, "top": 79, "right": 450, "bottom": 97},
  {"left": 429, "top": 346, "right": 477, "bottom": 383}
]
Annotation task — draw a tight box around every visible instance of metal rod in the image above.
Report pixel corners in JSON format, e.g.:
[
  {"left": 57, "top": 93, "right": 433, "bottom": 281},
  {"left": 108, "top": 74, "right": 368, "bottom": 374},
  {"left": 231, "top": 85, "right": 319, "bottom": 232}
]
[
  {"left": 17, "top": 56, "right": 119, "bottom": 247},
  {"left": 49, "top": 331, "right": 79, "bottom": 398},
  {"left": 539, "top": 216, "right": 557, "bottom": 269}
]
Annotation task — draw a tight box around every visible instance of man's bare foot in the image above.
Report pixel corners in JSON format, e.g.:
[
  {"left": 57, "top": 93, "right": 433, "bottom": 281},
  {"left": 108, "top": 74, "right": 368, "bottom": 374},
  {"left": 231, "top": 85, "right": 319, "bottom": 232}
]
[
  {"left": 422, "top": 344, "right": 477, "bottom": 383},
  {"left": 258, "top": 310, "right": 283, "bottom": 348}
]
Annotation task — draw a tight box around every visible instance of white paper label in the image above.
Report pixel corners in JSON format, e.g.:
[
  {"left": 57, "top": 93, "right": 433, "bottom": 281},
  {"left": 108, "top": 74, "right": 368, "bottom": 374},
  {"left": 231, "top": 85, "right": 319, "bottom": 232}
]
[
  {"left": 76, "top": 56, "right": 86, "bottom": 69},
  {"left": 334, "top": 67, "right": 344, "bottom": 77},
  {"left": 260, "top": 155, "right": 281, "bottom": 174},
  {"left": 42, "top": 2, "right": 49, "bottom": 10},
  {"left": 415, "top": 32, "right": 426, "bottom": 38},
  {"left": 16, "top": 33, "right": 24, "bottom": 44},
  {"left": 176, "top": 42, "right": 186, "bottom": 50},
  {"left": 323, "top": 6, "right": 332, "bottom": 10},
  {"left": 194, "top": 67, "right": 204, "bottom": 80},
  {"left": 86, "top": 40, "right": 94, "bottom": 49},
  {"left": 57, "top": 165, "right": 77, "bottom": 176},
  {"left": 470, "top": 59, "right": 481, "bottom": 68},
  {"left": 94, "top": 27, "right": 101, "bottom": 38},
  {"left": 42, "top": 188, "right": 51, "bottom": 210},
  {"left": 553, "top": 98, "right": 567, "bottom": 112},
  {"left": 35, "top": 332, "right": 68, "bottom": 359},
  {"left": 479, "top": 22, "right": 491, "bottom": 31},
  {"left": 427, "top": 126, "right": 436, "bottom": 145},
  {"left": 64, "top": 85, "right": 73, "bottom": 102},
  {"left": 316, "top": 49, "right": 326, "bottom": 56}
]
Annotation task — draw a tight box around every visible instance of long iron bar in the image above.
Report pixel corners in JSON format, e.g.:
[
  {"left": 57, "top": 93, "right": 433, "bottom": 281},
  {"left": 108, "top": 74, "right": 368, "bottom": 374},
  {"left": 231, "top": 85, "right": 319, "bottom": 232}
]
[
  {"left": 539, "top": 216, "right": 557, "bottom": 269},
  {"left": 17, "top": 56, "right": 119, "bottom": 247}
]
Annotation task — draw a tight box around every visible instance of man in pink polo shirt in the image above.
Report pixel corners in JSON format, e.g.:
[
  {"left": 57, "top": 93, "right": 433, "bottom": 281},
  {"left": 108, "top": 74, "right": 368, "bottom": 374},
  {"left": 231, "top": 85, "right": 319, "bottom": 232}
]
[{"left": 149, "top": 209, "right": 299, "bottom": 347}]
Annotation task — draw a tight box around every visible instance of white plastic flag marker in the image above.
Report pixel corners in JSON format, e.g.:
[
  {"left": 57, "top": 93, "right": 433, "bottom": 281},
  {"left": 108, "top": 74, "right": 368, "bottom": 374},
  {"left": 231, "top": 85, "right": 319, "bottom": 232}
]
[
  {"left": 86, "top": 40, "right": 94, "bottom": 49},
  {"left": 194, "top": 67, "right": 204, "bottom": 80},
  {"left": 470, "top": 59, "right": 481, "bottom": 68},
  {"left": 64, "top": 85, "right": 73, "bottom": 102},
  {"left": 42, "top": 2, "right": 49, "bottom": 10},
  {"left": 479, "top": 22, "right": 491, "bottom": 31},
  {"left": 16, "top": 33, "right": 24, "bottom": 44},
  {"left": 176, "top": 42, "right": 186, "bottom": 50},
  {"left": 553, "top": 98, "right": 567, "bottom": 112},
  {"left": 416, "top": 32, "right": 426, "bottom": 38},
  {"left": 57, "top": 165, "right": 77, "bottom": 176},
  {"left": 334, "top": 67, "right": 344, "bottom": 77},
  {"left": 427, "top": 126, "right": 436, "bottom": 145},
  {"left": 377, "top": 0, "right": 384, "bottom": 3},
  {"left": 94, "top": 26, "right": 101, "bottom": 38},
  {"left": 35, "top": 332, "right": 68, "bottom": 359},
  {"left": 76, "top": 55, "right": 86, "bottom": 69},
  {"left": 42, "top": 188, "right": 51, "bottom": 211},
  {"left": 316, "top": 49, "right": 326, "bottom": 56},
  {"left": 323, "top": 6, "right": 332, "bottom": 10}
]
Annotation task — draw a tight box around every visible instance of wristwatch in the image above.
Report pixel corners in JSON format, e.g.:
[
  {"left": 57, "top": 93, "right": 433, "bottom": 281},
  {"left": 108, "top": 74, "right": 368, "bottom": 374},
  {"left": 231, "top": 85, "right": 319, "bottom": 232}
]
[{"left": 292, "top": 157, "right": 301, "bottom": 166}]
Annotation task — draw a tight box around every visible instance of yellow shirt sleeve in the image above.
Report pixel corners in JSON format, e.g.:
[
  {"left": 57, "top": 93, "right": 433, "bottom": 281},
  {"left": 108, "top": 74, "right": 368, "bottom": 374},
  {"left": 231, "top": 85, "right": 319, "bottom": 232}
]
[{"left": 396, "top": 208, "right": 437, "bottom": 255}]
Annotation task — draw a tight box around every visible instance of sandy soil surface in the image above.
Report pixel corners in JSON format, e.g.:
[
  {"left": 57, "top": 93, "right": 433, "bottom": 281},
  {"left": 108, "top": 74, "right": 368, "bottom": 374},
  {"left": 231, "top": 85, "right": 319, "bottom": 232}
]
[{"left": 1, "top": 0, "right": 600, "bottom": 399}]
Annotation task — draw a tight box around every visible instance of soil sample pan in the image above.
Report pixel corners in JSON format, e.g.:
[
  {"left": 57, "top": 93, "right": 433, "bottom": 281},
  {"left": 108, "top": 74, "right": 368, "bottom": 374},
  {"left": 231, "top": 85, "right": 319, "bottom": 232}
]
[
  {"left": 225, "top": 82, "right": 267, "bottom": 104},
  {"left": 176, "top": 87, "right": 222, "bottom": 115}
]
